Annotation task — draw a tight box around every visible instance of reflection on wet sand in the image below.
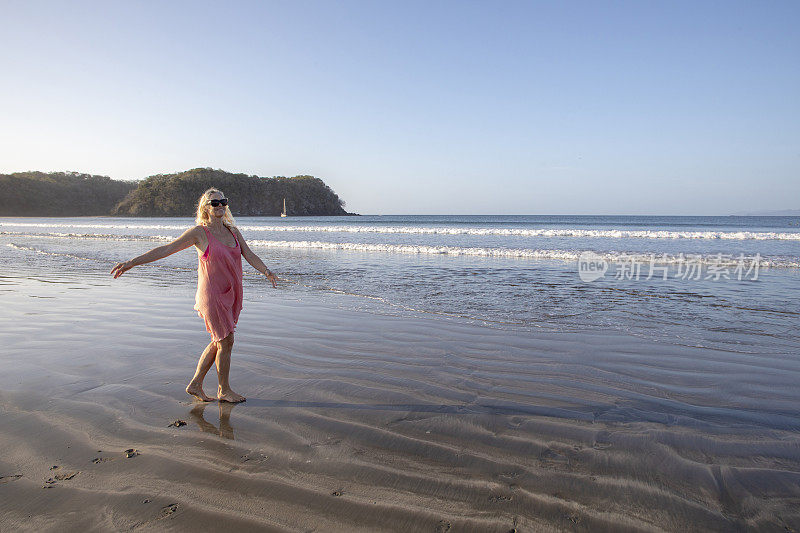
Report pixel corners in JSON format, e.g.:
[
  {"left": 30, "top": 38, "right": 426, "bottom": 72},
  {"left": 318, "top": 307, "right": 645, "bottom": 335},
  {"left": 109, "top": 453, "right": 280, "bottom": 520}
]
[
  {"left": 2, "top": 268, "right": 800, "bottom": 531},
  {"left": 190, "top": 402, "right": 237, "bottom": 440}
]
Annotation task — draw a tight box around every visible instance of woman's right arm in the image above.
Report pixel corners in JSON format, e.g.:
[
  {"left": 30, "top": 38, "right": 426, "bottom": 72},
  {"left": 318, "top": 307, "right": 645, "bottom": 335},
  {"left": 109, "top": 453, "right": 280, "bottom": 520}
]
[{"left": 111, "top": 226, "right": 200, "bottom": 279}]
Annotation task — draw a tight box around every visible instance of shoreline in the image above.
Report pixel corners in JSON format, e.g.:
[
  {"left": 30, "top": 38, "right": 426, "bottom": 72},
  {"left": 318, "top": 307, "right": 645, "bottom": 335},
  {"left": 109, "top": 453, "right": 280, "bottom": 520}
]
[{"left": 1, "top": 271, "right": 799, "bottom": 531}]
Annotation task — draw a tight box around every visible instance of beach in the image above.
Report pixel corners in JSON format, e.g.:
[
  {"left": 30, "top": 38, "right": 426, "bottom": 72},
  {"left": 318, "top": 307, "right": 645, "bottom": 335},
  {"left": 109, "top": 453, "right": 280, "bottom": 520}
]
[
  {"left": 1, "top": 215, "right": 800, "bottom": 531},
  {"left": 1, "top": 266, "right": 799, "bottom": 531}
]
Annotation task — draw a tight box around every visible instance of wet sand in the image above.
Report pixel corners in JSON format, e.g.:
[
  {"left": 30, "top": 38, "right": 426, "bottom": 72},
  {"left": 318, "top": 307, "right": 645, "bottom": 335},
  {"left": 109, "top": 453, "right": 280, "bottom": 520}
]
[{"left": 1, "top": 272, "right": 799, "bottom": 532}]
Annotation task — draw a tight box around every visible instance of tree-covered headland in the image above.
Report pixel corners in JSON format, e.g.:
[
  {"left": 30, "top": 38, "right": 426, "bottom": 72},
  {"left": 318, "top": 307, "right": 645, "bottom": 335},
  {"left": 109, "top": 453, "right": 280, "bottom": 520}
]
[
  {"left": 1, "top": 168, "right": 353, "bottom": 217},
  {"left": 1, "top": 171, "right": 137, "bottom": 216}
]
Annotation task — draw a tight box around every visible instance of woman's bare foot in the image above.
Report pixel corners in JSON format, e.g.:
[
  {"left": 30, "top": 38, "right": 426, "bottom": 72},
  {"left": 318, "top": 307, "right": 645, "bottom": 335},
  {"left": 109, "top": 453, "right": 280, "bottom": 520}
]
[
  {"left": 218, "top": 387, "right": 246, "bottom": 403},
  {"left": 186, "top": 382, "right": 215, "bottom": 402}
]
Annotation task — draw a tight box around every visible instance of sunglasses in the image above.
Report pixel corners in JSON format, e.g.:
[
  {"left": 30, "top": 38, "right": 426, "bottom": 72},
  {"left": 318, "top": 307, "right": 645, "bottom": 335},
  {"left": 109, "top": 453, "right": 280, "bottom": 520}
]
[{"left": 207, "top": 199, "right": 228, "bottom": 207}]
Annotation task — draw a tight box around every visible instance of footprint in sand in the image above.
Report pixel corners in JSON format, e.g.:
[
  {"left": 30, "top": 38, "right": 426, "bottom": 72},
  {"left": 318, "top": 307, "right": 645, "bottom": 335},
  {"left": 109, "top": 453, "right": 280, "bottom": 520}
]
[
  {"left": 508, "top": 416, "right": 524, "bottom": 428},
  {"left": 159, "top": 503, "right": 179, "bottom": 519},
  {"left": 540, "top": 448, "right": 569, "bottom": 464},
  {"left": 435, "top": 519, "right": 451, "bottom": 532},
  {"left": 592, "top": 430, "right": 613, "bottom": 449},
  {"left": 42, "top": 471, "right": 79, "bottom": 488}
]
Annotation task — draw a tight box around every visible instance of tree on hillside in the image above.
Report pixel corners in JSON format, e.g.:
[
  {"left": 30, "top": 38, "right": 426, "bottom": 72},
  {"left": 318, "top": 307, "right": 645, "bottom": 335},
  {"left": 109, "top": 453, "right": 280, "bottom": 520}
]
[
  {"left": 112, "top": 168, "right": 350, "bottom": 217},
  {"left": 0, "top": 171, "right": 137, "bottom": 216}
]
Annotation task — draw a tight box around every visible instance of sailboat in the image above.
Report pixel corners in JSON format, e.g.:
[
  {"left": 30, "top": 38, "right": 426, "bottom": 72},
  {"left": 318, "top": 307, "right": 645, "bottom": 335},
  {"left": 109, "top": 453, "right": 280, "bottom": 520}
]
[{"left": 280, "top": 198, "right": 287, "bottom": 217}]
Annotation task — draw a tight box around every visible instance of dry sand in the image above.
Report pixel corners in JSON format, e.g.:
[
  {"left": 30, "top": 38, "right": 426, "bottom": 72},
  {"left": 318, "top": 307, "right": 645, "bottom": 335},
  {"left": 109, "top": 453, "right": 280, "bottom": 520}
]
[{"left": 1, "top": 272, "right": 799, "bottom": 532}]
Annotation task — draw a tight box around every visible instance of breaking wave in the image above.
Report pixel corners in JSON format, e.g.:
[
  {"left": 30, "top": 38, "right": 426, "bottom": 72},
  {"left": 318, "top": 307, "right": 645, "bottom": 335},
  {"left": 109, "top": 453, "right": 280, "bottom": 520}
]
[
  {"left": 2, "top": 222, "right": 800, "bottom": 240},
  {"left": 5, "top": 232, "right": 799, "bottom": 267}
]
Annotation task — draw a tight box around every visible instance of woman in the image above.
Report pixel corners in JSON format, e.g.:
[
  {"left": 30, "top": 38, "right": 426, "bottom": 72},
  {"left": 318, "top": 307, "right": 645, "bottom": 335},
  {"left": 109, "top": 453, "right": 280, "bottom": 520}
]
[{"left": 111, "top": 188, "right": 278, "bottom": 403}]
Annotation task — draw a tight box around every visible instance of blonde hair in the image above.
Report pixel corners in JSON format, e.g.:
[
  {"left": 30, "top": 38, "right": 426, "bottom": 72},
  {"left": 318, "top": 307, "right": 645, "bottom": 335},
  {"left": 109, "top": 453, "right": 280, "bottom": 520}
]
[{"left": 195, "top": 188, "right": 237, "bottom": 227}]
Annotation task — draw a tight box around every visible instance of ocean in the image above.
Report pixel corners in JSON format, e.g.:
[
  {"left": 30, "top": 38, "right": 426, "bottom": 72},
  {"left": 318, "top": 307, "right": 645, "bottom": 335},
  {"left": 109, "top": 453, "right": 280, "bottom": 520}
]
[{"left": 3, "top": 214, "right": 799, "bottom": 355}]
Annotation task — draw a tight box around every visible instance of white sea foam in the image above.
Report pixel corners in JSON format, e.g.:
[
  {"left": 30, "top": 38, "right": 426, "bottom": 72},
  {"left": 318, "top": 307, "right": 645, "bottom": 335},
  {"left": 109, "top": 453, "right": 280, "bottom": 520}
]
[
  {"left": 1, "top": 231, "right": 174, "bottom": 242},
  {"left": 5, "top": 232, "right": 800, "bottom": 267},
  {"left": 242, "top": 225, "right": 800, "bottom": 241},
  {"left": 2, "top": 222, "right": 799, "bottom": 240},
  {"left": 0, "top": 222, "right": 188, "bottom": 230},
  {"left": 246, "top": 240, "right": 800, "bottom": 267}
]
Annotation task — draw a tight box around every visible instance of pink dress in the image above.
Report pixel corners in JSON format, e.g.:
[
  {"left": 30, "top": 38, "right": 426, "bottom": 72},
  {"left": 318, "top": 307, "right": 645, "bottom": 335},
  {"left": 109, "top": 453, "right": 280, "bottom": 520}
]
[{"left": 194, "top": 225, "right": 243, "bottom": 342}]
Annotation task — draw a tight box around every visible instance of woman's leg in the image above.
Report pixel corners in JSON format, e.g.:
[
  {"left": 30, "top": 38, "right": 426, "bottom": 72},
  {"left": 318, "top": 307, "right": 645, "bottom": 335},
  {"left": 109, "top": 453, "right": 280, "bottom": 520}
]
[
  {"left": 186, "top": 341, "right": 218, "bottom": 402},
  {"left": 216, "top": 332, "right": 245, "bottom": 403}
]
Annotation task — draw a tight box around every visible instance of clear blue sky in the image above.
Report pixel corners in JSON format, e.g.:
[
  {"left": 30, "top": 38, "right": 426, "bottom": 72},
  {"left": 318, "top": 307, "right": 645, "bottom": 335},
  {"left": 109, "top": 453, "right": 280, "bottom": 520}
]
[{"left": 1, "top": 1, "right": 797, "bottom": 215}]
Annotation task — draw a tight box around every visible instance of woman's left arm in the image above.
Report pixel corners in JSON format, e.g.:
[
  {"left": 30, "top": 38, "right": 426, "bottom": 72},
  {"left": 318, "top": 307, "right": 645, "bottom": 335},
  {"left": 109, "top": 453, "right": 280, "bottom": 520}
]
[{"left": 233, "top": 227, "right": 278, "bottom": 288}]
